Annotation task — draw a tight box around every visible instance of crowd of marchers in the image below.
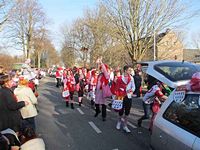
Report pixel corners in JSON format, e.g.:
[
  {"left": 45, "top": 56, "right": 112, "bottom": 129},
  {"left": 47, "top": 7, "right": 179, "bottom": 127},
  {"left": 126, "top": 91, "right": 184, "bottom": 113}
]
[{"left": 55, "top": 57, "right": 169, "bottom": 134}]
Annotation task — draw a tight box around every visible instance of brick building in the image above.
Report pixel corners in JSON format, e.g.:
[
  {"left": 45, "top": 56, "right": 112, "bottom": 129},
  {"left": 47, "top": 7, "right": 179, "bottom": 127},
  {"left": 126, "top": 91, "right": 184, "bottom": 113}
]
[{"left": 142, "top": 30, "right": 184, "bottom": 61}]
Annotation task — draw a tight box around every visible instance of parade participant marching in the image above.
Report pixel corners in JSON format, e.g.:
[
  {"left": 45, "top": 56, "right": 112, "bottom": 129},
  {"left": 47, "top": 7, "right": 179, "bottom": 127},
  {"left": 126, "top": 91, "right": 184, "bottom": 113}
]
[
  {"left": 137, "top": 81, "right": 167, "bottom": 132},
  {"left": 75, "top": 68, "right": 86, "bottom": 106},
  {"left": 55, "top": 67, "right": 62, "bottom": 88},
  {"left": 63, "top": 69, "right": 76, "bottom": 109},
  {"left": 94, "top": 57, "right": 111, "bottom": 121},
  {"left": 89, "top": 69, "right": 98, "bottom": 108},
  {"left": 113, "top": 65, "right": 135, "bottom": 133}
]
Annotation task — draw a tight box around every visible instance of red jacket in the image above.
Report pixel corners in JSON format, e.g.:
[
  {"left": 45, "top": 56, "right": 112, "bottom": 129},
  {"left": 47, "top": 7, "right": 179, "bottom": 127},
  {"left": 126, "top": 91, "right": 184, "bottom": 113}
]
[
  {"left": 65, "top": 75, "right": 75, "bottom": 92},
  {"left": 111, "top": 75, "right": 131, "bottom": 97}
]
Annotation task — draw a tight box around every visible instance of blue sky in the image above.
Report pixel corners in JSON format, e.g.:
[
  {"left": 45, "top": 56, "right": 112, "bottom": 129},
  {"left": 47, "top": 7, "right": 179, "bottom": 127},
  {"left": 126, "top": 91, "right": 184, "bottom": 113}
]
[
  {"left": 39, "top": 0, "right": 98, "bottom": 32},
  {"left": 38, "top": 0, "right": 98, "bottom": 50},
  {"left": 38, "top": 0, "right": 200, "bottom": 49},
  {"left": 2, "top": 0, "right": 200, "bottom": 55}
]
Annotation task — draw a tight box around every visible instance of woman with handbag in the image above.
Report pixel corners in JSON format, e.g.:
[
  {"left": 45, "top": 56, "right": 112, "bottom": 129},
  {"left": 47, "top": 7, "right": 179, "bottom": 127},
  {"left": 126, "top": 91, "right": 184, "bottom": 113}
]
[{"left": 94, "top": 58, "right": 111, "bottom": 121}]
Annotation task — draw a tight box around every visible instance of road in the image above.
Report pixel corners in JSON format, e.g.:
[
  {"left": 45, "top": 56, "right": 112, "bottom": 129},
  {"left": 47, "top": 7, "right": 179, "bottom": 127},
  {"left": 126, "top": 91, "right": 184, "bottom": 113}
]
[{"left": 36, "top": 77, "right": 151, "bottom": 150}]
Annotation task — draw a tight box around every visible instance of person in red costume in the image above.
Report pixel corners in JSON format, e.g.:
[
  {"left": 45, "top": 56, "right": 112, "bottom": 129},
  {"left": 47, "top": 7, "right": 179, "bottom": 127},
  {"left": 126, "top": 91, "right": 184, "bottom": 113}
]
[
  {"left": 63, "top": 69, "right": 75, "bottom": 109},
  {"left": 113, "top": 65, "right": 136, "bottom": 133},
  {"left": 94, "top": 58, "right": 110, "bottom": 121}
]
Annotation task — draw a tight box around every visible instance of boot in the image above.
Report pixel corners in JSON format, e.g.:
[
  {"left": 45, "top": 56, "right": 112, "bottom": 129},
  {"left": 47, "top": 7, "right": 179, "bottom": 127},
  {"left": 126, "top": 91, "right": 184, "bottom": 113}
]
[
  {"left": 94, "top": 104, "right": 100, "bottom": 117},
  {"left": 71, "top": 103, "right": 74, "bottom": 109},
  {"left": 66, "top": 101, "right": 69, "bottom": 107},
  {"left": 91, "top": 100, "right": 94, "bottom": 106},
  {"left": 102, "top": 104, "right": 107, "bottom": 120}
]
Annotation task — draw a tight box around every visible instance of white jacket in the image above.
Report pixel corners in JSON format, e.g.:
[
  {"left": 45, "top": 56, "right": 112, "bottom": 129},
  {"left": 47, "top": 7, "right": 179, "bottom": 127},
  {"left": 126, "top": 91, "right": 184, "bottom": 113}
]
[
  {"left": 20, "top": 138, "right": 45, "bottom": 150},
  {"left": 14, "top": 85, "right": 38, "bottom": 119}
]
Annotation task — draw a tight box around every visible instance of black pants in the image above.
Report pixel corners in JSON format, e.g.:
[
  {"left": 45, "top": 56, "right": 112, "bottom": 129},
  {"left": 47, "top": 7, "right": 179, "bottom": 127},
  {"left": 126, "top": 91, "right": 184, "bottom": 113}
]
[
  {"left": 56, "top": 78, "right": 61, "bottom": 87},
  {"left": 119, "top": 96, "right": 132, "bottom": 116},
  {"left": 95, "top": 104, "right": 106, "bottom": 118}
]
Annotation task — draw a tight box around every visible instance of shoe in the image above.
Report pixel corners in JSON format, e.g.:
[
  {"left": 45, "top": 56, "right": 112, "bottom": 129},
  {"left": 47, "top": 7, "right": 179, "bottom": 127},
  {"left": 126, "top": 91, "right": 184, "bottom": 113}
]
[
  {"left": 94, "top": 111, "right": 100, "bottom": 117},
  {"left": 71, "top": 103, "right": 74, "bottom": 109},
  {"left": 66, "top": 102, "right": 69, "bottom": 107},
  {"left": 108, "top": 103, "right": 112, "bottom": 108},
  {"left": 116, "top": 121, "right": 121, "bottom": 130},
  {"left": 137, "top": 119, "right": 142, "bottom": 127},
  {"left": 102, "top": 117, "right": 106, "bottom": 121},
  {"left": 123, "top": 126, "right": 131, "bottom": 133}
]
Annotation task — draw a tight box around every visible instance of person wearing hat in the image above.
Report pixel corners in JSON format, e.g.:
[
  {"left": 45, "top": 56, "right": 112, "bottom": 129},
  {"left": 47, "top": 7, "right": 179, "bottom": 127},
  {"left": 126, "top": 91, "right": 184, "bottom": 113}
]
[{"left": 0, "top": 75, "right": 28, "bottom": 133}]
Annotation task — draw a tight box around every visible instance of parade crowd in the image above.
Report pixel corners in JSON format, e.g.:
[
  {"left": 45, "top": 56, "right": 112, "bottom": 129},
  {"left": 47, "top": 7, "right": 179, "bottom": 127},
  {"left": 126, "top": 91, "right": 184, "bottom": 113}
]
[
  {"left": 55, "top": 58, "right": 169, "bottom": 134},
  {"left": 0, "top": 57, "right": 170, "bottom": 150}
]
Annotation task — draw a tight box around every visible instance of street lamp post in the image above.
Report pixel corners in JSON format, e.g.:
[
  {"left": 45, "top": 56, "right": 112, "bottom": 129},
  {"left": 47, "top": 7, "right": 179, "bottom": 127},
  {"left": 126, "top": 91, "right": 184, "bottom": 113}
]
[
  {"left": 81, "top": 47, "right": 88, "bottom": 67},
  {"left": 153, "top": 30, "right": 156, "bottom": 61}
]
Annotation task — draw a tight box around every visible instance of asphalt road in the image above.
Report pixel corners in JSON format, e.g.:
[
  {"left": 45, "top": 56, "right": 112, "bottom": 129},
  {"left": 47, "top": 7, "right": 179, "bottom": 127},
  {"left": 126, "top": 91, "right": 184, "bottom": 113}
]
[{"left": 36, "top": 77, "right": 151, "bottom": 150}]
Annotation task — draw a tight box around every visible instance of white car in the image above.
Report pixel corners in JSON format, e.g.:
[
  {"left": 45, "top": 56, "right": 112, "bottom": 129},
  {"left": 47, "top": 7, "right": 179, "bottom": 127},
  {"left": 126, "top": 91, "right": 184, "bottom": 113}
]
[{"left": 140, "top": 60, "right": 200, "bottom": 150}]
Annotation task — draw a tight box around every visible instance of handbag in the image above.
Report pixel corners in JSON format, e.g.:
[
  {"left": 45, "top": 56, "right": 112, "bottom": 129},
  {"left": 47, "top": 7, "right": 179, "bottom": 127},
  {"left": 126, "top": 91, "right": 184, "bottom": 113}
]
[
  {"left": 102, "top": 84, "right": 112, "bottom": 98},
  {"left": 112, "top": 100, "right": 123, "bottom": 111},
  {"left": 62, "top": 90, "right": 70, "bottom": 98}
]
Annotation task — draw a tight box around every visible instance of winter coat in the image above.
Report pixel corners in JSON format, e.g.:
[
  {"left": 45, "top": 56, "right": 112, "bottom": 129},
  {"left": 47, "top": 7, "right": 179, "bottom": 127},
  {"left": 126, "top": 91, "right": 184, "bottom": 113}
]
[
  {"left": 14, "top": 85, "right": 38, "bottom": 119},
  {"left": 0, "top": 87, "right": 25, "bottom": 132}
]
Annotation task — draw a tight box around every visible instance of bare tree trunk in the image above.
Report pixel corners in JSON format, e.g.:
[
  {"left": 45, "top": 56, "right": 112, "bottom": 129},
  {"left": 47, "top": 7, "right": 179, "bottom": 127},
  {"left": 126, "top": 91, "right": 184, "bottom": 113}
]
[{"left": 37, "top": 52, "right": 41, "bottom": 68}]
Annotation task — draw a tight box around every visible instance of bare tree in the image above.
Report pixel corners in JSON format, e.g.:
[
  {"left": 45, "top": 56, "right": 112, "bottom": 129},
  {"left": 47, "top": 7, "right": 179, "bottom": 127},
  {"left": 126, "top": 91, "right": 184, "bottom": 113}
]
[
  {"left": 43, "top": 41, "right": 60, "bottom": 68},
  {"left": 0, "top": 0, "right": 13, "bottom": 30},
  {"left": 101, "top": 0, "right": 200, "bottom": 64},
  {"left": 6, "top": 0, "right": 47, "bottom": 60},
  {"left": 192, "top": 32, "right": 200, "bottom": 50}
]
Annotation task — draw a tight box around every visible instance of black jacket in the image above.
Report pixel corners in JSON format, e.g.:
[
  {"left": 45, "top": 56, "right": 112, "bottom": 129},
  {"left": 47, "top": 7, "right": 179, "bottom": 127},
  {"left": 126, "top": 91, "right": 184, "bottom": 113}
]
[{"left": 0, "top": 87, "right": 25, "bottom": 132}]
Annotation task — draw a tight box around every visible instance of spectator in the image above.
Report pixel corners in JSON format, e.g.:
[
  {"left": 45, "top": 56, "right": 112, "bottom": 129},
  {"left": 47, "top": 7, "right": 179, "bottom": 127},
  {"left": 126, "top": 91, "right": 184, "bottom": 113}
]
[
  {"left": 0, "top": 75, "right": 28, "bottom": 132},
  {"left": 20, "top": 127, "right": 45, "bottom": 150},
  {"left": 0, "top": 128, "right": 21, "bottom": 150},
  {"left": 14, "top": 77, "right": 38, "bottom": 131}
]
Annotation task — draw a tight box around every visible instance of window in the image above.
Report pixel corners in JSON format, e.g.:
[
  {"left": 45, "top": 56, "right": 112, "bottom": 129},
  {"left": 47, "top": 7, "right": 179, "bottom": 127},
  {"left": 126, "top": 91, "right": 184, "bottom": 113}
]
[
  {"left": 163, "top": 94, "right": 200, "bottom": 137},
  {"left": 154, "top": 62, "right": 200, "bottom": 82}
]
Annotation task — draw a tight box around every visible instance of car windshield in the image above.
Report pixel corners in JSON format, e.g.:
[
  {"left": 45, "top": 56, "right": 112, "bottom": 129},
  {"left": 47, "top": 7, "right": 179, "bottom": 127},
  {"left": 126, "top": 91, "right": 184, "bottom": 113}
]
[{"left": 154, "top": 62, "right": 200, "bottom": 82}]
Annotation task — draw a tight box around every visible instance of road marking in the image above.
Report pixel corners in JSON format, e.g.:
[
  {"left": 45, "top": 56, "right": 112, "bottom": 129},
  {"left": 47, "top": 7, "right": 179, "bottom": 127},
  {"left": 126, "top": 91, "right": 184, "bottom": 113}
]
[
  {"left": 127, "top": 121, "right": 137, "bottom": 129},
  {"left": 55, "top": 120, "right": 67, "bottom": 128},
  {"left": 77, "top": 108, "right": 85, "bottom": 115},
  {"left": 88, "top": 121, "right": 102, "bottom": 134},
  {"left": 112, "top": 149, "right": 119, "bottom": 150}
]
